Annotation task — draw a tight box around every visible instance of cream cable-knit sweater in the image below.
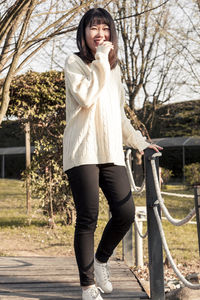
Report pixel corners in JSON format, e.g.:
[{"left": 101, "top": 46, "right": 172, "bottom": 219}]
[{"left": 63, "top": 49, "right": 149, "bottom": 172}]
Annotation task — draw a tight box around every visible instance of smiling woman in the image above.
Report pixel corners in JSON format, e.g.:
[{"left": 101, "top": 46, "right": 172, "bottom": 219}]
[
  {"left": 76, "top": 8, "right": 118, "bottom": 69},
  {"left": 63, "top": 7, "right": 161, "bottom": 300},
  {"left": 85, "top": 24, "right": 113, "bottom": 56}
]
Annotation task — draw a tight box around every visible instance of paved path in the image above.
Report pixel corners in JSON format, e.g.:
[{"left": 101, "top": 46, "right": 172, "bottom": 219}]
[{"left": 0, "top": 256, "right": 148, "bottom": 299}]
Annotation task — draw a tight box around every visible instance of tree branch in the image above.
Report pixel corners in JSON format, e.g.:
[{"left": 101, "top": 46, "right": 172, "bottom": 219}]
[
  {"left": 0, "top": 0, "right": 30, "bottom": 44},
  {"left": 0, "top": 0, "right": 35, "bottom": 124},
  {"left": 115, "top": 0, "right": 170, "bottom": 21}
]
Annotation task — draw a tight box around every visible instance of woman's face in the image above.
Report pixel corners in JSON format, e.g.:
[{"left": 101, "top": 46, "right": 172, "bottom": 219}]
[{"left": 85, "top": 23, "right": 111, "bottom": 55}]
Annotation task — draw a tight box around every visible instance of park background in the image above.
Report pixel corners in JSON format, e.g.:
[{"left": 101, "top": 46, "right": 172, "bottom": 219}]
[{"left": 0, "top": 0, "right": 200, "bottom": 298}]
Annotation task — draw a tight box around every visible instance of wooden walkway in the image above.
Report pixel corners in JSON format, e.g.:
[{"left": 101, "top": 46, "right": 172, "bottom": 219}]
[{"left": 0, "top": 256, "right": 149, "bottom": 300}]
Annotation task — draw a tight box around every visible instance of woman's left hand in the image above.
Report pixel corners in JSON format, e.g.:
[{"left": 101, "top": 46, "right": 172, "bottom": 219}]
[
  {"left": 148, "top": 143, "right": 163, "bottom": 152},
  {"left": 140, "top": 144, "right": 163, "bottom": 155}
]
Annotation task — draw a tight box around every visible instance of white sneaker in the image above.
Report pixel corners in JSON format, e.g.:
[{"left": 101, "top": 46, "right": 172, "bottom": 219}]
[
  {"left": 94, "top": 257, "right": 113, "bottom": 294},
  {"left": 82, "top": 285, "right": 104, "bottom": 300}
]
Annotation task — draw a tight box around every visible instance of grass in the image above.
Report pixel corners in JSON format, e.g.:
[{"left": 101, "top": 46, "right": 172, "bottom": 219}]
[
  {"left": 0, "top": 179, "right": 199, "bottom": 266},
  {"left": 133, "top": 184, "right": 199, "bottom": 264},
  {"left": 0, "top": 179, "right": 75, "bottom": 256}
]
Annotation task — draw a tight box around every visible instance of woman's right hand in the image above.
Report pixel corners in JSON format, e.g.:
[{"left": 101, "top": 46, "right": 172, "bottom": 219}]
[{"left": 96, "top": 41, "right": 114, "bottom": 56}]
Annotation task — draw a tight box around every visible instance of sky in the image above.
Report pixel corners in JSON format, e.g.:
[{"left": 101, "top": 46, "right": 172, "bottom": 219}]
[{"left": 2, "top": 0, "right": 200, "bottom": 109}]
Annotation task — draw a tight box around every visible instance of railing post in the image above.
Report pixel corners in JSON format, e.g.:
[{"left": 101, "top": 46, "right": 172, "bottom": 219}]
[
  {"left": 194, "top": 185, "right": 200, "bottom": 256},
  {"left": 123, "top": 224, "right": 134, "bottom": 267},
  {"left": 134, "top": 206, "right": 146, "bottom": 268},
  {"left": 134, "top": 218, "right": 144, "bottom": 268},
  {"left": 144, "top": 148, "right": 165, "bottom": 300}
]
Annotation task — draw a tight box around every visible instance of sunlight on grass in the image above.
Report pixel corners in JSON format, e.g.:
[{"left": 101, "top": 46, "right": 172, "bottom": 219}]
[
  {"left": 131, "top": 186, "right": 198, "bottom": 265},
  {"left": 0, "top": 179, "right": 199, "bottom": 264}
]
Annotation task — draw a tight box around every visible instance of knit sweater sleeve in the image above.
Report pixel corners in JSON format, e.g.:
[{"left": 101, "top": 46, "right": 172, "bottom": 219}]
[
  {"left": 64, "top": 51, "right": 110, "bottom": 109},
  {"left": 120, "top": 82, "right": 150, "bottom": 152}
]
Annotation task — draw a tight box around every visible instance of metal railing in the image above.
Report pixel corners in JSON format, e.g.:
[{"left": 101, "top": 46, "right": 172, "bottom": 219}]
[
  {"left": 122, "top": 148, "right": 200, "bottom": 300},
  {"left": 122, "top": 148, "right": 165, "bottom": 299}
]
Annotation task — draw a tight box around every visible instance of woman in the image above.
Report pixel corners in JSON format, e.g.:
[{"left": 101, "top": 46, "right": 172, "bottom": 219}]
[{"left": 63, "top": 7, "right": 162, "bottom": 300}]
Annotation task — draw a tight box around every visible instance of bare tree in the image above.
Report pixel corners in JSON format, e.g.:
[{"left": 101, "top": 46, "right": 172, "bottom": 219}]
[
  {"left": 110, "top": 0, "right": 200, "bottom": 135},
  {"left": 114, "top": 2, "right": 176, "bottom": 126},
  {"left": 2, "top": 0, "right": 199, "bottom": 129},
  {"left": 169, "top": 0, "right": 200, "bottom": 99},
  {"left": 196, "top": 0, "right": 200, "bottom": 11},
  {"left": 0, "top": 0, "right": 103, "bottom": 124}
]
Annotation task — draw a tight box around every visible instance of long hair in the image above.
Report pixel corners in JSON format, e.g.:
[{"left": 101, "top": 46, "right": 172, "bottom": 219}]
[{"left": 76, "top": 8, "right": 118, "bottom": 69}]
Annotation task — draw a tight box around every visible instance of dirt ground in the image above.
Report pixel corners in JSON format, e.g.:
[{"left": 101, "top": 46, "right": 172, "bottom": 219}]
[
  {"left": 0, "top": 227, "right": 74, "bottom": 257},
  {"left": 0, "top": 228, "right": 199, "bottom": 296},
  {"left": 132, "top": 258, "right": 200, "bottom": 299}
]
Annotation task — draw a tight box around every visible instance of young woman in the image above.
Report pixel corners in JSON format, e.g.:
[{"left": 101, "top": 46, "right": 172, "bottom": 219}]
[{"left": 63, "top": 7, "right": 162, "bottom": 300}]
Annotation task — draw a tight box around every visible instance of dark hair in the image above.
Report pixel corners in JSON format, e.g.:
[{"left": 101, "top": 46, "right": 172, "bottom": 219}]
[{"left": 76, "top": 8, "right": 118, "bottom": 69}]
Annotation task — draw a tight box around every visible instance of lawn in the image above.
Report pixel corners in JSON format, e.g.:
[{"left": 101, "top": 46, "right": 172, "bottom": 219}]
[
  {"left": 133, "top": 185, "right": 199, "bottom": 264},
  {"left": 0, "top": 179, "right": 199, "bottom": 267}
]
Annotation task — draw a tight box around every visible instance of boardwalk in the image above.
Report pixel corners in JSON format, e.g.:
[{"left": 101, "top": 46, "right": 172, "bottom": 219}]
[{"left": 0, "top": 256, "right": 148, "bottom": 300}]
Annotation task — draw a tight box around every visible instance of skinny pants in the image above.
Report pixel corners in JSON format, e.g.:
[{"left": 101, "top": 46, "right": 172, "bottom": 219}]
[{"left": 66, "top": 164, "right": 135, "bottom": 286}]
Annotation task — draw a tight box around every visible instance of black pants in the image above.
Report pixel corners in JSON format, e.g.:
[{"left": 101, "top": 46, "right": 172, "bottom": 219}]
[{"left": 66, "top": 164, "right": 135, "bottom": 286}]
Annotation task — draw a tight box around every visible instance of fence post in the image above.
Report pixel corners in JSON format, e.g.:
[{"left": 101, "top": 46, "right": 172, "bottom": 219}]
[
  {"left": 134, "top": 218, "right": 144, "bottom": 268},
  {"left": 144, "top": 148, "right": 165, "bottom": 300},
  {"left": 123, "top": 224, "right": 134, "bottom": 267},
  {"left": 25, "top": 121, "right": 31, "bottom": 215},
  {"left": 134, "top": 206, "right": 146, "bottom": 268},
  {"left": 194, "top": 185, "right": 200, "bottom": 256},
  {"left": 1, "top": 154, "right": 5, "bottom": 178}
]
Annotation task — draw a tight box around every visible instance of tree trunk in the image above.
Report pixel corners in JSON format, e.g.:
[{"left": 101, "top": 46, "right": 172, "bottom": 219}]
[{"left": 25, "top": 121, "right": 31, "bottom": 214}]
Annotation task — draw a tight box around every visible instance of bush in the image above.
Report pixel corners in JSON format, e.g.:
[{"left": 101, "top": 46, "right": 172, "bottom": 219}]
[
  {"left": 184, "top": 163, "right": 200, "bottom": 186},
  {"left": 27, "top": 138, "right": 74, "bottom": 225},
  {"left": 161, "top": 167, "right": 173, "bottom": 184},
  {"left": 9, "top": 70, "right": 75, "bottom": 225}
]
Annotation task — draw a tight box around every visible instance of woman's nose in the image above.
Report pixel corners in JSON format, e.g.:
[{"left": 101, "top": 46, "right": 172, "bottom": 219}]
[{"left": 96, "top": 28, "right": 104, "bottom": 37}]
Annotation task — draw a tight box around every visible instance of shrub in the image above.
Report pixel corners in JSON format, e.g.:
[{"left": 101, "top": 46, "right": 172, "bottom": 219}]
[
  {"left": 160, "top": 167, "right": 173, "bottom": 184},
  {"left": 184, "top": 163, "right": 200, "bottom": 186},
  {"left": 9, "top": 70, "right": 75, "bottom": 225}
]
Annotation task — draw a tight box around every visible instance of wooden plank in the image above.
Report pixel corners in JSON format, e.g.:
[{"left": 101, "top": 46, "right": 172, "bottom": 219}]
[
  {"left": 0, "top": 257, "right": 149, "bottom": 299},
  {"left": 0, "top": 296, "right": 147, "bottom": 300}
]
